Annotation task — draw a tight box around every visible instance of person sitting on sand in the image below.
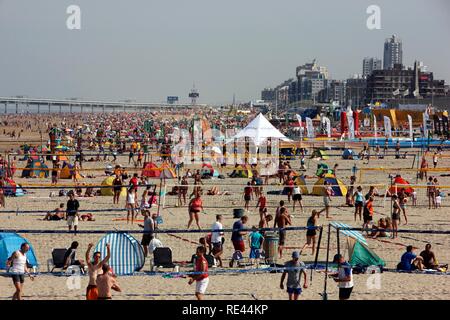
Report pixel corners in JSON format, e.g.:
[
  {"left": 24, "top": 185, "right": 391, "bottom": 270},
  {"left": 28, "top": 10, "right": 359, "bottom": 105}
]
[
  {"left": 370, "top": 218, "right": 390, "bottom": 239},
  {"left": 419, "top": 244, "right": 445, "bottom": 270},
  {"left": 85, "top": 186, "right": 95, "bottom": 197},
  {"left": 43, "top": 203, "right": 65, "bottom": 221},
  {"left": 398, "top": 245, "right": 424, "bottom": 271}
]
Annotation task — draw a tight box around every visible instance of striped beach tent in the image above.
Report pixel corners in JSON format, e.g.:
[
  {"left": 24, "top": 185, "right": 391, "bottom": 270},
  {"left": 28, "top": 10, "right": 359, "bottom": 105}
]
[
  {"left": 94, "top": 233, "right": 145, "bottom": 275},
  {"left": 330, "top": 221, "right": 368, "bottom": 245}
]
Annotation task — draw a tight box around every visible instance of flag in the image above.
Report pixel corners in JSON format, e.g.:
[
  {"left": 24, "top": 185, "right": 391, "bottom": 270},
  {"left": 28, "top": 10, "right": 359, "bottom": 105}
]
[
  {"left": 393, "top": 89, "right": 400, "bottom": 96},
  {"left": 347, "top": 107, "right": 354, "bottom": 139},
  {"left": 373, "top": 115, "right": 377, "bottom": 138},
  {"left": 423, "top": 111, "right": 429, "bottom": 138},
  {"left": 407, "top": 115, "right": 413, "bottom": 140},
  {"left": 383, "top": 116, "right": 392, "bottom": 138},
  {"left": 305, "top": 117, "right": 314, "bottom": 138},
  {"left": 323, "top": 117, "right": 331, "bottom": 138},
  {"left": 296, "top": 114, "right": 302, "bottom": 127},
  {"left": 403, "top": 89, "right": 410, "bottom": 97}
]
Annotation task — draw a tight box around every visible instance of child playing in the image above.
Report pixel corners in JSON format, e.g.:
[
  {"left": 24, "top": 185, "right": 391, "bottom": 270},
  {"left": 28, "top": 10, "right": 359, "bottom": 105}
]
[
  {"left": 412, "top": 191, "right": 417, "bottom": 207},
  {"left": 248, "top": 226, "right": 264, "bottom": 266},
  {"left": 435, "top": 194, "right": 442, "bottom": 208}
]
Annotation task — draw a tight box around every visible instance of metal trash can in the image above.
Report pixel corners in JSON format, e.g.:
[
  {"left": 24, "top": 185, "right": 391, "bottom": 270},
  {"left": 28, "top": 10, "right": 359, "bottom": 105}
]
[{"left": 263, "top": 232, "right": 279, "bottom": 264}]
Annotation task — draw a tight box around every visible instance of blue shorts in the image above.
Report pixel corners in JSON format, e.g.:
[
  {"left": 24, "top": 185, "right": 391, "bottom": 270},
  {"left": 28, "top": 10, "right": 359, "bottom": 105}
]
[
  {"left": 287, "top": 287, "right": 302, "bottom": 295},
  {"left": 249, "top": 248, "right": 260, "bottom": 259}
]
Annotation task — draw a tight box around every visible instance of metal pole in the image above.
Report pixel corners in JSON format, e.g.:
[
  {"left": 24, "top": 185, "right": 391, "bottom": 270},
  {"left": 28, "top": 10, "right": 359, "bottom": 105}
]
[
  {"left": 322, "top": 224, "right": 331, "bottom": 301},
  {"left": 15, "top": 102, "right": 18, "bottom": 114},
  {"left": 4, "top": 102, "right": 7, "bottom": 114},
  {"left": 311, "top": 225, "right": 324, "bottom": 282},
  {"left": 48, "top": 103, "right": 51, "bottom": 113},
  {"left": 336, "top": 227, "right": 340, "bottom": 256},
  {"left": 37, "top": 103, "right": 40, "bottom": 114}
]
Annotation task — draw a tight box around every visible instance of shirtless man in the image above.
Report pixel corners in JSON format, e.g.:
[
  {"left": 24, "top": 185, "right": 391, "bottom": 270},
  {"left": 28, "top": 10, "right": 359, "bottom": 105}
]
[
  {"left": 85, "top": 243, "right": 111, "bottom": 300},
  {"left": 274, "top": 207, "right": 292, "bottom": 259},
  {"left": 96, "top": 264, "right": 121, "bottom": 300}
]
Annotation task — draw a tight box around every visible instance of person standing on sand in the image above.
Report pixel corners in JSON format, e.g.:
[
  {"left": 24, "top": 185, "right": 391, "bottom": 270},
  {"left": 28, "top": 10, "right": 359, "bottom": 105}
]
[
  {"left": 300, "top": 209, "right": 324, "bottom": 255},
  {"left": 85, "top": 243, "right": 111, "bottom": 300},
  {"left": 112, "top": 175, "right": 122, "bottom": 204},
  {"left": 322, "top": 181, "right": 333, "bottom": 219},
  {"left": 66, "top": 192, "right": 80, "bottom": 234},
  {"left": 274, "top": 207, "right": 292, "bottom": 259},
  {"left": 187, "top": 192, "right": 203, "bottom": 230},
  {"left": 330, "top": 254, "right": 354, "bottom": 300},
  {"left": 188, "top": 246, "right": 209, "bottom": 300},
  {"left": 280, "top": 251, "right": 308, "bottom": 300},
  {"left": 96, "top": 264, "right": 121, "bottom": 300},
  {"left": 125, "top": 187, "right": 136, "bottom": 224},
  {"left": 6, "top": 243, "right": 35, "bottom": 300}
]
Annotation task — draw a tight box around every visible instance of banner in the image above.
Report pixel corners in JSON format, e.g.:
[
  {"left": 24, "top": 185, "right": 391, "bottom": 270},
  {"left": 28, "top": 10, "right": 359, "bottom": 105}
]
[
  {"left": 347, "top": 108, "right": 354, "bottom": 139},
  {"left": 296, "top": 114, "right": 303, "bottom": 140},
  {"left": 323, "top": 117, "right": 331, "bottom": 138},
  {"left": 383, "top": 116, "right": 392, "bottom": 138},
  {"left": 423, "top": 111, "right": 429, "bottom": 138},
  {"left": 407, "top": 114, "right": 413, "bottom": 140},
  {"left": 305, "top": 117, "right": 314, "bottom": 138},
  {"left": 373, "top": 114, "right": 377, "bottom": 138}
]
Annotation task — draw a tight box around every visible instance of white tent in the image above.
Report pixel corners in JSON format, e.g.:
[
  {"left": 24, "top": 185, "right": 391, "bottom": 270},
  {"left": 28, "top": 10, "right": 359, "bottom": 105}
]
[{"left": 231, "top": 113, "right": 291, "bottom": 146}]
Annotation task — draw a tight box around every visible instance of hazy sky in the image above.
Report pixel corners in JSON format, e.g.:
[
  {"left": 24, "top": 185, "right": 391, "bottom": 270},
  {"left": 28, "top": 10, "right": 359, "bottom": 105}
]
[{"left": 0, "top": 0, "right": 449, "bottom": 104}]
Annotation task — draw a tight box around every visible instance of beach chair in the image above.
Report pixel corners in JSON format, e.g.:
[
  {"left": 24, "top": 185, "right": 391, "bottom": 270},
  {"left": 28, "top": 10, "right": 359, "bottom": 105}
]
[
  {"left": 151, "top": 247, "right": 178, "bottom": 272},
  {"left": 47, "top": 248, "right": 67, "bottom": 272}
]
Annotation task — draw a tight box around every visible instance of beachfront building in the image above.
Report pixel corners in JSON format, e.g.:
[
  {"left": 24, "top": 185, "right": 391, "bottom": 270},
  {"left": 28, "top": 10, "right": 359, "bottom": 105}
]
[
  {"left": 365, "top": 61, "right": 448, "bottom": 105},
  {"left": 363, "top": 57, "right": 382, "bottom": 78},
  {"left": 383, "top": 35, "right": 403, "bottom": 70},
  {"left": 346, "top": 75, "right": 367, "bottom": 108},
  {"left": 318, "top": 80, "right": 347, "bottom": 105}
]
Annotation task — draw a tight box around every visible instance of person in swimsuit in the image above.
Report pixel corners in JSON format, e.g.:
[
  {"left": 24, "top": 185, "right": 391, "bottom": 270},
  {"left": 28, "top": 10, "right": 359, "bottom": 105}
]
[
  {"left": 427, "top": 176, "right": 436, "bottom": 209},
  {"left": 96, "top": 264, "right": 121, "bottom": 300},
  {"left": 300, "top": 209, "right": 325, "bottom": 255},
  {"left": 187, "top": 193, "right": 203, "bottom": 229},
  {"left": 274, "top": 207, "right": 292, "bottom": 259},
  {"left": 85, "top": 243, "right": 111, "bottom": 300},
  {"left": 323, "top": 181, "right": 333, "bottom": 219},
  {"left": 398, "top": 189, "right": 408, "bottom": 224},
  {"left": 353, "top": 186, "right": 364, "bottom": 221},
  {"left": 391, "top": 195, "right": 401, "bottom": 239}
]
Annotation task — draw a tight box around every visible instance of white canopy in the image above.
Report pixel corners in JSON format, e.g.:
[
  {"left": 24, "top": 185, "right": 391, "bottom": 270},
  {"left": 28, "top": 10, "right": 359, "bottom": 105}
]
[{"left": 231, "top": 113, "right": 291, "bottom": 146}]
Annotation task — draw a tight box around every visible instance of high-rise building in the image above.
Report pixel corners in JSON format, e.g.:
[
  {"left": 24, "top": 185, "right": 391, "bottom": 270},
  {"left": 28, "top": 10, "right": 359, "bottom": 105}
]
[
  {"left": 363, "top": 57, "right": 382, "bottom": 78},
  {"left": 346, "top": 75, "right": 367, "bottom": 108},
  {"left": 383, "top": 35, "right": 403, "bottom": 70},
  {"left": 318, "top": 80, "right": 346, "bottom": 105},
  {"left": 261, "top": 88, "right": 276, "bottom": 102},
  {"left": 291, "top": 59, "right": 329, "bottom": 102}
]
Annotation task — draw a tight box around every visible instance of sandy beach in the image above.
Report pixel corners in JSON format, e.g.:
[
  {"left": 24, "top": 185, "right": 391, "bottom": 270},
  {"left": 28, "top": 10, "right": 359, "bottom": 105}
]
[{"left": 1, "top": 115, "right": 450, "bottom": 300}]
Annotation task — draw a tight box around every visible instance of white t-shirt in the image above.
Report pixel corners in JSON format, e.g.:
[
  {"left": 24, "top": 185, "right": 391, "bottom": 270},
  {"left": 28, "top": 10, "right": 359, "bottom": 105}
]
[
  {"left": 293, "top": 186, "right": 301, "bottom": 195},
  {"left": 338, "top": 263, "right": 354, "bottom": 288},
  {"left": 211, "top": 221, "right": 223, "bottom": 243}
]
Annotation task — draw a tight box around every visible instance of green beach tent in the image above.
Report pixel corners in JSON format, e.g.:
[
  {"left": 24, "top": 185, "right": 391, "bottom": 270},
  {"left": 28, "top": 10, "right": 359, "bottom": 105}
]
[{"left": 347, "top": 237, "right": 385, "bottom": 268}]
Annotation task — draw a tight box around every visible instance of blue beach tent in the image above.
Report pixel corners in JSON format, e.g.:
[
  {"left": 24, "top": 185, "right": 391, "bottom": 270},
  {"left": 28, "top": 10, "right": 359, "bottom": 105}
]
[
  {"left": 94, "top": 233, "right": 145, "bottom": 275},
  {"left": 0, "top": 233, "right": 39, "bottom": 269}
]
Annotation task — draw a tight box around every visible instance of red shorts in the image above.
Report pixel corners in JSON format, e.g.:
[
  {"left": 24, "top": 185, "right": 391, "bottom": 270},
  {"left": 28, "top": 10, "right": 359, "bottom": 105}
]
[{"left": 232, "top": 240, "right": 245, "bottom": 252}]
